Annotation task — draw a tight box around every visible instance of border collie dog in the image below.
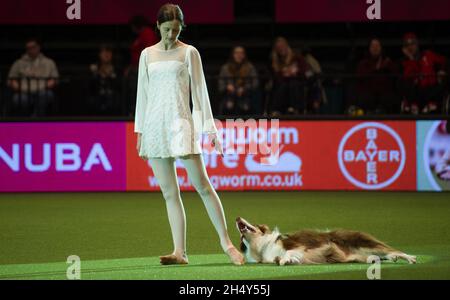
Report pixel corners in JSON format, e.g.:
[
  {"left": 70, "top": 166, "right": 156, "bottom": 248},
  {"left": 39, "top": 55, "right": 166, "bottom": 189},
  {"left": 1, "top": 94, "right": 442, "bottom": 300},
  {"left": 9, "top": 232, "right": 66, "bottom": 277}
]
[{"left": 236, "top": 217, "right": 416, "bottom": 265}]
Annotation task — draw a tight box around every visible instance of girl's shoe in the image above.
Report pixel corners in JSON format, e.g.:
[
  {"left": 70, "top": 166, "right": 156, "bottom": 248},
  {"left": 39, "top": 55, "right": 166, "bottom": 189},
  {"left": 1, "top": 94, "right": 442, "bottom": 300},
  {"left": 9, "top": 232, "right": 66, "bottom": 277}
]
[
  {"left": 159, "top": 253, "right": 189, "bottom": 265},
  {"left": 225, "top": 246, "right": 245, "bottom": 265}
]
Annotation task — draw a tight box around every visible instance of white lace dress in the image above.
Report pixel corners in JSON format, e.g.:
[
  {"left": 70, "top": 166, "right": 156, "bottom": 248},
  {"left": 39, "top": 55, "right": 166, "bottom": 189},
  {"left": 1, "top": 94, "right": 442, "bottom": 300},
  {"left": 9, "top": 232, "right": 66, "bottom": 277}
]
[{"left": 134, "top": 42, "right": 218, "bottom": 159}]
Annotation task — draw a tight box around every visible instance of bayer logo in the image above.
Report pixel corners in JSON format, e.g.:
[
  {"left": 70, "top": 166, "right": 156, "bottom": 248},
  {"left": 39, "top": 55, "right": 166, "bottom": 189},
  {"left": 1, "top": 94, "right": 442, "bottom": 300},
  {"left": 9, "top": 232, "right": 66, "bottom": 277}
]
[{"left": 338, "top": 122, "right": 406, "bottom": 190}]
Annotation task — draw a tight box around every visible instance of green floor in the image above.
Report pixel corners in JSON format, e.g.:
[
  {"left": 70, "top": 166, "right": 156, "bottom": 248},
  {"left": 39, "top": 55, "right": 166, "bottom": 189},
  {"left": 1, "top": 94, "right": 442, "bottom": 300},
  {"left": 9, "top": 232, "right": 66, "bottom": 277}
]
[{"left": 0, "top": 191, "right": 449, "bottom": 280}]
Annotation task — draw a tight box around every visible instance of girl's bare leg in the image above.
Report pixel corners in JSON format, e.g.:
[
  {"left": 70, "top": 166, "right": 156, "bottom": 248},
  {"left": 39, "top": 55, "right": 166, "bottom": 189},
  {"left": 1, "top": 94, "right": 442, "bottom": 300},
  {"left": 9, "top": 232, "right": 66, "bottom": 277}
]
[
  {"left": 179, "top": 154, "right": 244, "bottom": 265},
  {"left": 148, "top": 157, "right": 188, "bottom": 265}
]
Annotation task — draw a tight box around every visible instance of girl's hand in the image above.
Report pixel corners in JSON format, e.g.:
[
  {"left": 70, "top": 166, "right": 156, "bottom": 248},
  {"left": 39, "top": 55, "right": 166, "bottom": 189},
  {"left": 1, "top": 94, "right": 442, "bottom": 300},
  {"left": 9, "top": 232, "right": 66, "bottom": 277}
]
[
  {"left": 136, "top": 133, "right": 149, "bottom": 160},
  {"left": 209, "top": 133, "right": 224, "bottom": 157},
  {"left": 136, "top": 133, "right": 142, "bottom": 153}
]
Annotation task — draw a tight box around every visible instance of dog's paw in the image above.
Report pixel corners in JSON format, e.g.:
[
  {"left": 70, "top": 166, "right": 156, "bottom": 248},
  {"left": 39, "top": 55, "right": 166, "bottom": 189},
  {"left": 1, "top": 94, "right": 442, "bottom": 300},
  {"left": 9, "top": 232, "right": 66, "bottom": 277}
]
[
  {"left": 385, "top": 254, "right": 398, "bottom": 262},
  {"left": 274, "top": 256, "right": 281, "bottom": 266},
  {"left": 386, "top": 253, "right": 417, "bottom": 264},
  {"left": 279, "top": 258, "right": 290, "bottom": 266},
  {"left": 406, "top": 255, "right": 417, "bottom": 264},
  {"left": 274, "top": 256, "right": 288, "bottom": 266}
]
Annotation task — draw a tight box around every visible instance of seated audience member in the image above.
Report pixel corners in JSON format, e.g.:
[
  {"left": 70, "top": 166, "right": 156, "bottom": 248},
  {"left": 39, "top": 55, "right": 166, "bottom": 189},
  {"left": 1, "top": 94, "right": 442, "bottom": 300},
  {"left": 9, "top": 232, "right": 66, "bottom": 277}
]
[
  {"left": 269, "top": 37, "right": 311, "bottom": 116},
  {"left": 356, "top": 38, "right": 398, "bottom": 114},
  {"left": 400, "top": 32, "right": 447, "bottom": 114},
  {"left": 218, "top": 45, "right": 260, "bottom": 115},
  {"left": 88, "top": 45, "right": 121, "bottom": 115},
  {"left": 302, "top": 46, "right": 327, "bottom": 114},
  {"left": 7, "top": 38, "right": 59, "bottom": 117}
]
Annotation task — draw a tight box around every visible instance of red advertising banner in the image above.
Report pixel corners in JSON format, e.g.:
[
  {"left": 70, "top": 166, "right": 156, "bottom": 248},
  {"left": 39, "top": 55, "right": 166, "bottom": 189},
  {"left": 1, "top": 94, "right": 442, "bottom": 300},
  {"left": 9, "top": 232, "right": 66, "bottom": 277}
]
[
  {"left": 276, "top": 0, "right": 450, "bottom": 23},
  {"left": 0, "top": 120, "right": 417, "bottom": 192},
  {"left": 126, "top": 120, "right": 416, "bottom": 191},
  {"left": 0, "top": 0, "right": 234, "bottom": 24}
]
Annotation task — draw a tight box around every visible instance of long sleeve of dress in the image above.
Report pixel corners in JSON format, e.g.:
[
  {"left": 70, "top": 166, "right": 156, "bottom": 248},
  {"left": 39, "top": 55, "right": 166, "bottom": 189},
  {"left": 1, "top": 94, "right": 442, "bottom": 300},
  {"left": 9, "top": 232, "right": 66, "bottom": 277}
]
[
  {"left": 134, "top": 48, "right": 149, "bottom": 133},
  {"left": 188, "top": 46, "right": 218, "bottom": 135}
]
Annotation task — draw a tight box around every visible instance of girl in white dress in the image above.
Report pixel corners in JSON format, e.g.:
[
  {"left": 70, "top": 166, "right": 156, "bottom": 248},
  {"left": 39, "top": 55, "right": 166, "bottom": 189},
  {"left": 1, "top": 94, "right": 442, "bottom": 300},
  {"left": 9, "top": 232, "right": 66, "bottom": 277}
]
[{"left": 134, "top": 4, "right": 244, "bottom": 265}]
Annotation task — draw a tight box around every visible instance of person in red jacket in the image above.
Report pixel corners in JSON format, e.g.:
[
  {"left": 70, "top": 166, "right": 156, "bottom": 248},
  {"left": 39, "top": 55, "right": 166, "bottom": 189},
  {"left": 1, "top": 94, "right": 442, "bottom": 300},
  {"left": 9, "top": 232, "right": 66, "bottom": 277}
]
[
  {"left": 129, "top": 16, "right": 158, "bottom": 69},
  {"left": 400, "top": 32, "right": 447, "bottom": 114},
  {"left": 124, "top": 15, "right": 158, "bottom": 116}
]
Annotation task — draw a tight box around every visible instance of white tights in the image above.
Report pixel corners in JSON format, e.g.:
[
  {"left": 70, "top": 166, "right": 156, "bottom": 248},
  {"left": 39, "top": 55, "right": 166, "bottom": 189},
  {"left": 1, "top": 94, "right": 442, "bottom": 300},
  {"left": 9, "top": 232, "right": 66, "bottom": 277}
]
[{"left": 148, "top": 154, "right": 234, "bottom": 257}]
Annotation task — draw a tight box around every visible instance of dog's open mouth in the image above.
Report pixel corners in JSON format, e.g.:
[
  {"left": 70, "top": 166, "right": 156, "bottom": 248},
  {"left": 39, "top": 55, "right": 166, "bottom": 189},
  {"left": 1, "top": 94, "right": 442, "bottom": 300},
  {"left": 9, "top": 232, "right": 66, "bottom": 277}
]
[{"left": 236, "top": 217, "right": 256, "bottom": 234}]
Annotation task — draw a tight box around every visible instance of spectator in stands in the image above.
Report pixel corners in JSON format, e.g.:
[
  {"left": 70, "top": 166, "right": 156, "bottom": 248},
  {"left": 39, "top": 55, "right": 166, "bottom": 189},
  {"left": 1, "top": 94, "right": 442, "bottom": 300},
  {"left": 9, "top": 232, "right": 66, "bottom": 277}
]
[
  {"left": 7, "top": 37, "right": 59, "bottom": 117},
  {"left": 218, "top": 45, "right": 260, "bottom": 116},
  {"left": 400, "top": 32, "right": 447, "bottom": 114},
  {"left": 301, "top": 45, "right": 327, "bottom": 114},
  {"left": 269, "top": 37, "right": 311, "bottom": 116},
  {"left": 124, "top": 15, "right": 157, "bottom": 116},
  {"left": 356, "top": 38, "right": 398, "bottom": 114},
  {"left": 88, "top": 45, "right": 121, "bottom": 115}
]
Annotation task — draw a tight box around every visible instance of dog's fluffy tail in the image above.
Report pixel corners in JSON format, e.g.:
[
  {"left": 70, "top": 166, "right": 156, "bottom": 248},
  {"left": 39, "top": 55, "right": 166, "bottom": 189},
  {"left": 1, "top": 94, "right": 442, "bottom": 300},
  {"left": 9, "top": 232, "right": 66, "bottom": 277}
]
[{"left": 329, "top": 230, "right": 416, "bottom": 264}]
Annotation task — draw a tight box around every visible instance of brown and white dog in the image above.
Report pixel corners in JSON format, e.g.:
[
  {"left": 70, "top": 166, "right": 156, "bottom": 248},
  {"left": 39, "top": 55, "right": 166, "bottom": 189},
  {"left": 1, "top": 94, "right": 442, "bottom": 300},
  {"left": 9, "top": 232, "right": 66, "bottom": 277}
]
[{"left": 236, "top": 217, "right": 416, "bottom": 265}]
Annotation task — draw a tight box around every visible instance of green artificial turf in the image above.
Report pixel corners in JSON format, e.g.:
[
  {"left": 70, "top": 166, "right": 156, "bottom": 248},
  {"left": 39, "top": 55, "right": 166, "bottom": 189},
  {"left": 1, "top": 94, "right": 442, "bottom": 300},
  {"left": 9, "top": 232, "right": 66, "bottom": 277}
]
[{"left": 0, "top": 191, "right": 449, "bottom": 280}]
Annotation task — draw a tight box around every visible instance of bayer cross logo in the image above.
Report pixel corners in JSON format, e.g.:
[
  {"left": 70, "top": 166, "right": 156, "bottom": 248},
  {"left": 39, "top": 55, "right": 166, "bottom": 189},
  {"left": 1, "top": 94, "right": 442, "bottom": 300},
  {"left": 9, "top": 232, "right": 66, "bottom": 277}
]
[{"left": 338, "top": 123, "right": 406, "bottom": 190}]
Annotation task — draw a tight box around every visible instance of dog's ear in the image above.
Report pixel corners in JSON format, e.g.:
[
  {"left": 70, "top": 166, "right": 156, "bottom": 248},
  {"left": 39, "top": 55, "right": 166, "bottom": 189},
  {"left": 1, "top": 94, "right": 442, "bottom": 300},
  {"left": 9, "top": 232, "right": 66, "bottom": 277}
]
[{"left": 257, "top": 224, "right": 271, "bottom": 234}]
